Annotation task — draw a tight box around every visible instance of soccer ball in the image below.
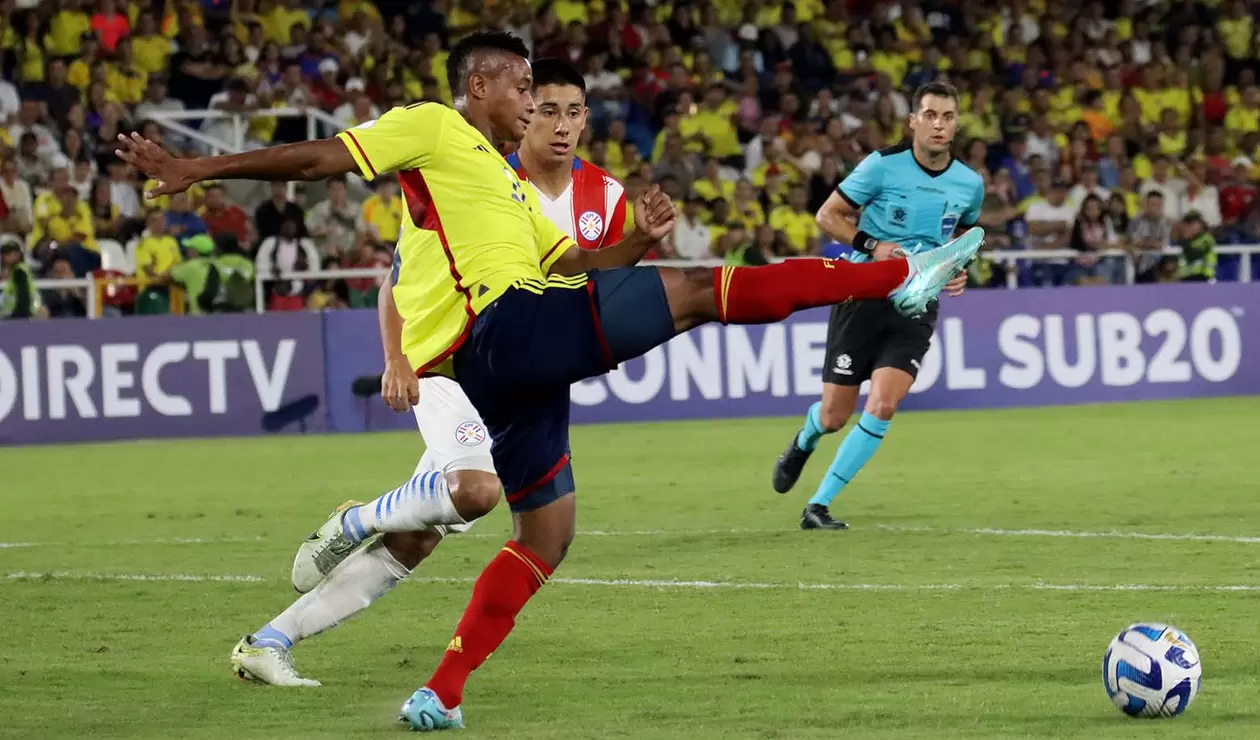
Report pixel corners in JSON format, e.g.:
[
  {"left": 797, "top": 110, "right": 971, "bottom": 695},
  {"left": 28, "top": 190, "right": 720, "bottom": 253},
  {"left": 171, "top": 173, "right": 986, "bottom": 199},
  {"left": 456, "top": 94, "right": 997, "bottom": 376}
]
[{"left": 1102, "top": 623, "right": 1202, "bottom": 718}]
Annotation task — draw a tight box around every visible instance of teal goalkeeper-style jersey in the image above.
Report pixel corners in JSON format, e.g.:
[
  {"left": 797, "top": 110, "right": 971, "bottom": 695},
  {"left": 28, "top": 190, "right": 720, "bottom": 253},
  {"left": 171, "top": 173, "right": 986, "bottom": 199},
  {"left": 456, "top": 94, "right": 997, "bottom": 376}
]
[{"left": 836, "top": 142, "right": 986, "bottom": 262}]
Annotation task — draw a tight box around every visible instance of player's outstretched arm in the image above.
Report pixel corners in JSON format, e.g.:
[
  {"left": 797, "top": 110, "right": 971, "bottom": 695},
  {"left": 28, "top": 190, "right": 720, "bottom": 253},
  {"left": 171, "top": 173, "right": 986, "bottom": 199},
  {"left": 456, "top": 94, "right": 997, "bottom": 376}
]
[
  {"left": 549, "top": 186, "right": 677, "bottom": 275},
  {"left": 115, "top": 132, "right": 356, "bottom": 197}
]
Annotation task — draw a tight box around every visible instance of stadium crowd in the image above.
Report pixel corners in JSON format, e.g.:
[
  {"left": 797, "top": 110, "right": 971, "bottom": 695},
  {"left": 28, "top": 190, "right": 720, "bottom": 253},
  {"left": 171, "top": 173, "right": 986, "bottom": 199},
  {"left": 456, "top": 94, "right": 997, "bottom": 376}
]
[{"left": 0, "top": 0, "right": 1256, "bottom": 319}]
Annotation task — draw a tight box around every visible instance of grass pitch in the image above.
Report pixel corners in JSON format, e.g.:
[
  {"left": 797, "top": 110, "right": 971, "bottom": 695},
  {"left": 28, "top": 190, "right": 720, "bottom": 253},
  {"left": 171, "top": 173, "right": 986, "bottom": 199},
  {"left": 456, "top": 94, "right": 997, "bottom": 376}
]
[{"left": 3, "top": 398, "right": 1260, "bottom": 739}]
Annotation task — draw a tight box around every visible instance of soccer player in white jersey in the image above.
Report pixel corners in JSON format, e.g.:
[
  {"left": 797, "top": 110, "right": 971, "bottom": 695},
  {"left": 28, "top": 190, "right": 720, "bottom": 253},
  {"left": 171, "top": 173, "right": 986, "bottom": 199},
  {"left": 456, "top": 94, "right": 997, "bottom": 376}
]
[{"left": 228, "top": 58, "right": 628, "bottom": 687}]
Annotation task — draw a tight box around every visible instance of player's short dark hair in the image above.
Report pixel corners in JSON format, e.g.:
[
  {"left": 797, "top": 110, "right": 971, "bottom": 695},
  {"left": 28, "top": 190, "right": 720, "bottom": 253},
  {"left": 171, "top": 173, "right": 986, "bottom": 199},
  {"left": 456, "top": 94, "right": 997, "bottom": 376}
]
[
  {"left": 531, "top": 57, "right": 586, "bottom": 95},
  {"left": 447, "top": 30, "right": 530, "bottom": 98},
  {"left": 912, "top": 81, "right": 959, "bottom": 112}
]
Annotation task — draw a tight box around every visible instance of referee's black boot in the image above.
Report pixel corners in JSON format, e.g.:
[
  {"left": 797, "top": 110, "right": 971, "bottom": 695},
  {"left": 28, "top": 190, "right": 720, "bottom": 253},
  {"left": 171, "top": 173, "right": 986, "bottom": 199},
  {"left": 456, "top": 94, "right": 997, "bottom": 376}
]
[
  {"left": 772, "top": 434, "right": 813, "bottom": 493},
  {"left": 800, "top": 504, "right": 849, "bottom": 530}
]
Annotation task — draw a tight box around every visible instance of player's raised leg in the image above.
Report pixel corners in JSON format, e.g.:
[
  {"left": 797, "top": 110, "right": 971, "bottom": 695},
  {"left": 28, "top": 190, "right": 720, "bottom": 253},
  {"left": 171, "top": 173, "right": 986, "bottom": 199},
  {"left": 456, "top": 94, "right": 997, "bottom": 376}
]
[{"left": 710, "top": 228, "right": 983, "bottom": 327}]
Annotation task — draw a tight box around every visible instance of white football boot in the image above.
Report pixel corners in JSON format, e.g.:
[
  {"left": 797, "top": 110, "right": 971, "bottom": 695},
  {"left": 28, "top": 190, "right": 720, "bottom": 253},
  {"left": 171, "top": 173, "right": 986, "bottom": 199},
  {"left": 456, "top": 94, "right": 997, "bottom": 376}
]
[
  {"left": 230, "top": 636, "right": 321, "bottom": 687},
  {"left": 291, "top": 500, "right": 371, "bottom": 593}
]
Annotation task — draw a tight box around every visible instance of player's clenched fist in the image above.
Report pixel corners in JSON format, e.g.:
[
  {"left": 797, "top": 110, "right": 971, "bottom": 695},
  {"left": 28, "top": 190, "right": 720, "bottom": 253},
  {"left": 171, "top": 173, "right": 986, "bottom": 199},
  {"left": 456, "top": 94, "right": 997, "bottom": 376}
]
[
  {"left": 381, "top": 358, "right": 420, "bottom": 412},
  {"left": 634, "top": 185, "right": 677, "bottom": 241}
]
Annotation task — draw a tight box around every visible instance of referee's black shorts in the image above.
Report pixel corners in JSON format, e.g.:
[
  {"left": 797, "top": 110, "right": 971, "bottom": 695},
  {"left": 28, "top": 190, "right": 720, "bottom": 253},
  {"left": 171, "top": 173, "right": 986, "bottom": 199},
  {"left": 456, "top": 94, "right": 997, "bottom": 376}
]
[{"left": 821, "top": 299, "right": 938, "bottom": 386}]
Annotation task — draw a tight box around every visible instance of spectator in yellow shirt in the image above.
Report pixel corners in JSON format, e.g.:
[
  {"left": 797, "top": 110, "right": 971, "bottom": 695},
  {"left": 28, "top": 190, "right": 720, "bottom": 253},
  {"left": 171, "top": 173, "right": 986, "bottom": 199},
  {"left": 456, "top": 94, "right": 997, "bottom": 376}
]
[
  {"left": 357, "top": 180, "right": 402, "bottom": 246},
  {"left": 1156, "top": 109, "right": 1188, "bottom": 156},
  {"left": 1226, "top": 86, "right": 1260, "bottom": 144},
  {"left": 550, "top": 0, "right": 589, "bottom": 25},
  {"left": 654, "top": 109, "right": 706, "bottom": 162},
  {"left": 67, "top": 34, "right": 102, "bottom": 92},
  {"left": 691, "top": 157, "right": 735, "bottom": 204},
  {"left": 730, "top": 179, "right": 766, "bottom": 226},
  {"left": 1218, "top": 0, "right": 1253, "bottom": 61},
  {"left": 34, "top": 168, "right": 74, "bottom": 222},
  {"left": 960, "top": 87, "right": 1002, "bottom": 143},
  {"left": 871, "top": 29, "right": 909, "bottom": 87},
  {"left": 130, "top": 12, "right": 172, "bottom": 76},
  {"left": 261, "top": 0, "right": 310, "bottom": 45},
  {"left": 336, "top": 0, "right": 380, "bottom": 24},
  {"left": 134, "top": 209, "right": 182, "bottom": 290},
  {"left": 683, "top": 84, "right": 744, "bottom": 167},
  {"left": 30, "top": 185, "right": 95, "bottom": 252},
  {"left": 769, "top": 186, "right": 820, "bottom": 254},
  {"left": 1133, "top": 65, "right": 1165, "bottom": 125},
  {"left": 45, "top": 0, "right": 91, "bottom": 57},
  {"left": 17, "top": 14, "right": 45, "bottom": 84}
]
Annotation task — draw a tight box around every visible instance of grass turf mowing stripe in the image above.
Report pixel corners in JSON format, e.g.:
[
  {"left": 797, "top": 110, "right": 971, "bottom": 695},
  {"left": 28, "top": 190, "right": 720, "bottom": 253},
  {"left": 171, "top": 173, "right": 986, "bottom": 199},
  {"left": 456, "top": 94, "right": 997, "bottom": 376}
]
[
  {"left": 9, "top": 570, "right": 1260, "bottom": 593},
  {"left": 7, "top": 524, "right": 1260, "bottom": 550}
]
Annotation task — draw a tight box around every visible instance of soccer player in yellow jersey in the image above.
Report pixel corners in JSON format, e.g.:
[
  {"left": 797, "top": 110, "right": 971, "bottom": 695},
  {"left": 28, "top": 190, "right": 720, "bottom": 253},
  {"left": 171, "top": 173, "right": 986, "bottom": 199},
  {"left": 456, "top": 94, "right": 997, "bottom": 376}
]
[{"left": 117, "top": 31, "right": 981, "bottom": 732}]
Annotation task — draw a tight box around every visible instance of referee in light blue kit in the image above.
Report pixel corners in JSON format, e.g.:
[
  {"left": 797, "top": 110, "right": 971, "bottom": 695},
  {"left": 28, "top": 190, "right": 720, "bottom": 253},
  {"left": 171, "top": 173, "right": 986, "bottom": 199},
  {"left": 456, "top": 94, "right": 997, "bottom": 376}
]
[{"left": 772, "top": 81, "right": 986, "bottom": 530}]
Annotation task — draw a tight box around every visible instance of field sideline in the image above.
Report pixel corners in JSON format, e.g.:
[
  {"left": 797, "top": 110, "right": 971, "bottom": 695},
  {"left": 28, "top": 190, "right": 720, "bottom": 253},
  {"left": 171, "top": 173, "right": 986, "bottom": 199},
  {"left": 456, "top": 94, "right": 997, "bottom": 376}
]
[{"left": 3, "top": 398, "right": 1260, "bottom": 739}]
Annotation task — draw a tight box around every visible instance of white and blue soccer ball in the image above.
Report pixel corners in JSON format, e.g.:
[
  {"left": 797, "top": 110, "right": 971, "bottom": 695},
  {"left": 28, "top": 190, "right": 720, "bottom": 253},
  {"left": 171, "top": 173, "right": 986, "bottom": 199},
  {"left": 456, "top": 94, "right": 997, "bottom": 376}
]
[{"left": 1103, "top": 623, "right": 1201, "bottom": 718}]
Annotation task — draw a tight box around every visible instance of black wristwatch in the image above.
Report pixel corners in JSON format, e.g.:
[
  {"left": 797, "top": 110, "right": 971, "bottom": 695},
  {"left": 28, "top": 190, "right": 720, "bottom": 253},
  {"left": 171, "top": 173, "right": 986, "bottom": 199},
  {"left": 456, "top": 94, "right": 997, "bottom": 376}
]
[{"left": 853, "top": 230, "right": 878, "bottom": 256}]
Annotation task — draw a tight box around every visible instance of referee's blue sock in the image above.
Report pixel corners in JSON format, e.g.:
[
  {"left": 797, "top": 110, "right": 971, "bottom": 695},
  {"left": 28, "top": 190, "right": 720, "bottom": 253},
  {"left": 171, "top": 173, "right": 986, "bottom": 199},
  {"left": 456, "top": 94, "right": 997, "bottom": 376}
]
[
  {"left": 795, "top": 402, "right": 827, "bottom": 452},
  {"left": 807, "top": 412, "right": 891, "bottom": 507}
]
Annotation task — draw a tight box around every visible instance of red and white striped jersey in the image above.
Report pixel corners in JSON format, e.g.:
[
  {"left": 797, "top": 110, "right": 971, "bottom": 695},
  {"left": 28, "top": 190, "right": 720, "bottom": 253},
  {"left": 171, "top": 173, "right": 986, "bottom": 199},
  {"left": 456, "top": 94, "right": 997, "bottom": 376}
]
[{"left": 505, "top": 153, "right": 626, "bottom": 250}]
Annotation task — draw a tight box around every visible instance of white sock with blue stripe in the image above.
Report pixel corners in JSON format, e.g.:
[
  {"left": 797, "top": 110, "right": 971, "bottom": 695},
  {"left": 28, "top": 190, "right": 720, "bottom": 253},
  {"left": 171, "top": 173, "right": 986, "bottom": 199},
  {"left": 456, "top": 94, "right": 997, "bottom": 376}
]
[{"left": 343, "top": 470, "right": 465, "bottom": 543}]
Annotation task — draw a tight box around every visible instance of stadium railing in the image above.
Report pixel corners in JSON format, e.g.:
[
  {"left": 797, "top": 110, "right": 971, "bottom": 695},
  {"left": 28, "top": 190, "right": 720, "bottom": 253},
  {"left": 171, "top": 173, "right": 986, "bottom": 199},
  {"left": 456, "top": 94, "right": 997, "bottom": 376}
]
[
  {"left": 145, "top": 107, "right": 344, "bottom": 156},
  {"left": 252, "top": 245, "right": 1260, "bottom": 311},
  {"left": 22, "top": 244, "right": 1258, "bottom": 319},
  {"left": 30, "top": 275, "right": 188, "bottom": 318}
]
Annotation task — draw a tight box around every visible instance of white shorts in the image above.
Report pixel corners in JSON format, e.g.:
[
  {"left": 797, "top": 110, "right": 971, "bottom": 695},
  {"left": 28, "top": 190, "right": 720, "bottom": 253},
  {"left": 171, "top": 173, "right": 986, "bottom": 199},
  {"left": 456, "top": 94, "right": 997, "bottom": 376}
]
[{"left": 411, "top": 376, "right": 495, "bottom": 536}]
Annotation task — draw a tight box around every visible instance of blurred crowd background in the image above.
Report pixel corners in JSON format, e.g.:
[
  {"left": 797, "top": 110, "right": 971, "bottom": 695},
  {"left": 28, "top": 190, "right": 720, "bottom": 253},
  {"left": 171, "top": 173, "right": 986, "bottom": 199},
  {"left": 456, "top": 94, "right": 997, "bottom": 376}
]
[{"left": 1, "top": 0, "right": 1258, "bottom": 319}]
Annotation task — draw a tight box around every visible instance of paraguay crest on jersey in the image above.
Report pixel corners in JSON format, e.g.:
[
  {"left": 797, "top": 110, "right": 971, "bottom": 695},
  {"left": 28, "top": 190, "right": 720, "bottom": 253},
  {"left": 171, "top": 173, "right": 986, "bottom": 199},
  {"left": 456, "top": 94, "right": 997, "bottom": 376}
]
[{"left": 506, "top": 153, "right": 627, "bottom": 250}]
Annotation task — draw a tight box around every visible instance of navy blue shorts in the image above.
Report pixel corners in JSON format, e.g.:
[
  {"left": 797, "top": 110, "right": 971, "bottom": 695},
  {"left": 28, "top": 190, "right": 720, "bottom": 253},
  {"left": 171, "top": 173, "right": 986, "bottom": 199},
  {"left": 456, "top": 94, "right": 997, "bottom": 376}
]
[{"left": 453, "top": 267, "right": 674, "bottom": 512}]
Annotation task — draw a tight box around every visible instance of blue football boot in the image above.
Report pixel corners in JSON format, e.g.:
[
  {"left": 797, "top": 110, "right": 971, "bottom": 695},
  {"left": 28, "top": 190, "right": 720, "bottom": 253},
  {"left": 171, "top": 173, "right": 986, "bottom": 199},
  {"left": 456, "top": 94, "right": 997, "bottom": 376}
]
[
  {"left": 400, "top": 687, "right": 465, "bottom": 732},
  {"left": 890, "top": 227, "right": 985, "bottom": 318}
]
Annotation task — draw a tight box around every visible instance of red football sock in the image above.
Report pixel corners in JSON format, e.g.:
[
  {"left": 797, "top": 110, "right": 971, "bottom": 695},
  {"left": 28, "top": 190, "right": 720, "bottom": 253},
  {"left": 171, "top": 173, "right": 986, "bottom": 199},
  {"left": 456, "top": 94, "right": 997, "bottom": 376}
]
[
  {"left": 713, "top": 258, "right": 910, "bottom": 324},
  {"left": 426, "top": 541, "right": 552, "bottom": 708}
]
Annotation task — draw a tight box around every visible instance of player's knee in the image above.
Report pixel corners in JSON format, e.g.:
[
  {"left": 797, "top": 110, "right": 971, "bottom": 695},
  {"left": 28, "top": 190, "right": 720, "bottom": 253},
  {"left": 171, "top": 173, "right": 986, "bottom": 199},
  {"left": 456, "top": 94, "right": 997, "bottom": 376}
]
[
  {"left": 517, "top": 531, "right": 574, "bottom": 571},
  {"left": 679, "top": 266, "right": 713, "bottom": 293},
  {"left": 663, "top": 267, "right": 716, "bottom": 328},
  {"left": 819, "top": 393, "right": 858, "bottom": 431},
  {"left": 865, "top": 396, "right": 901, "bottom": 421},
  {"left": 448, "top": 471, "right": 502, "bottom": 521},
  {"left": 382, "top": 530, "right": 443, "bottom": 569},
  {"left": 817, "top": 404, "right": 851, "bottom": 432}
]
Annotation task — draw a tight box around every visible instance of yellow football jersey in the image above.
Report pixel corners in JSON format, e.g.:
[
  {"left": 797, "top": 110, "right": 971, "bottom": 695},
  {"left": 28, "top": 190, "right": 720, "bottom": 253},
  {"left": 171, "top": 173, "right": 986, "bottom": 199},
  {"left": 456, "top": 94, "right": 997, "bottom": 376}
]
[{"left": 337, "top": 103, "right": 577, "bottom": 376}]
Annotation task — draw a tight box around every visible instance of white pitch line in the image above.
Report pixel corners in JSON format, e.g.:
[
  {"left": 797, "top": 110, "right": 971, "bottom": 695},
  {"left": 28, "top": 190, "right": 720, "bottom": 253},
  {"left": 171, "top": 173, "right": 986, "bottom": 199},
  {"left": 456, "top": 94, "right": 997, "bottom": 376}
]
[
  {"left": 5, "top": 571, "right": 267, "bottom": 583},
  {"left": 0, "top": 536, "right": 266, "bottom": 549},
  {"left": 4, "top": 525, "right": 1260, "bottom": 550},
  {"left": 877, "top": 524, "right": 1260, "bottom": 545},
  {"left": 7, "top": 570, "right": 1260, "bottom": 593}
]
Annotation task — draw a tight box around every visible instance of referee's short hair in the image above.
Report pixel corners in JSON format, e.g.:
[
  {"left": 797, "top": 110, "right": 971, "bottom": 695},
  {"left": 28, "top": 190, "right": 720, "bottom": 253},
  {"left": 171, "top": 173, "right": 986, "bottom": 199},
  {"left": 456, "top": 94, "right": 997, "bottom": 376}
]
[{"left": 912, "top": 81, "right": 960, "bottom": 112}]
